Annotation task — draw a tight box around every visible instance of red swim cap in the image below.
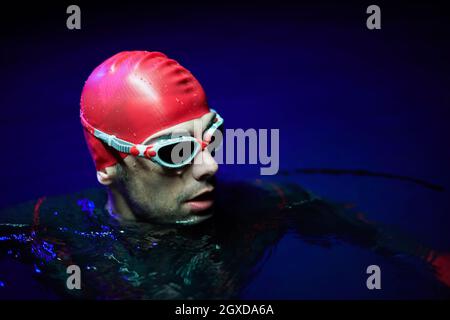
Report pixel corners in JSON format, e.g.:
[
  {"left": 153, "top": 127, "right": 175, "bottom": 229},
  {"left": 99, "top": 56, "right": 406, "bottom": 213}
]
[{"left": 80, "top": 51, "right": 211, "bottom": 170}]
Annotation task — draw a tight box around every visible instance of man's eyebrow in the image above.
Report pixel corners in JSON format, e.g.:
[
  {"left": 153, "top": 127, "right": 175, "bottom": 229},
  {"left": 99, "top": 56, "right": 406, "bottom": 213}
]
[
  {"left": 145, "top": 133, "right": 173, "bottom": 145},
  {"left": 145, "top": 114, "right": 216, "bottom": 144},
  {"left": 154, "top": 133, "right": 173, "bottom": 140}
]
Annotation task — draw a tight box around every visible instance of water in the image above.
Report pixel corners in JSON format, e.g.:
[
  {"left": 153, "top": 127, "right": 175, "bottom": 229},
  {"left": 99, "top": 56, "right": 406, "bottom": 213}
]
[{"left": 0, "top": 178, "right": 449, "bottom": 299}]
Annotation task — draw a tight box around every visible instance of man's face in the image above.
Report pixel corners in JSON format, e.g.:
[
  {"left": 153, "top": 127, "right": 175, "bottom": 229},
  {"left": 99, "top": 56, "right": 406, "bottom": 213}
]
[{"left": 111, "top": 112, "right": 219, "bottom": 225}]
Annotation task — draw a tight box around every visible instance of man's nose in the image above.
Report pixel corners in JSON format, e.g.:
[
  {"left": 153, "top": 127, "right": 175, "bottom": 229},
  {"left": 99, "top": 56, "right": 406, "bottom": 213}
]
[{"left": 192, "top": 148, "right": 219, "bottom": 181}]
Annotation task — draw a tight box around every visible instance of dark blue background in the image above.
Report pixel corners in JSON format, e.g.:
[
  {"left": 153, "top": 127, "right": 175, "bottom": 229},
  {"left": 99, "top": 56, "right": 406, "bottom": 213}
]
[{"left": 1, "top": 1, "right": 449, "bottom": 298}]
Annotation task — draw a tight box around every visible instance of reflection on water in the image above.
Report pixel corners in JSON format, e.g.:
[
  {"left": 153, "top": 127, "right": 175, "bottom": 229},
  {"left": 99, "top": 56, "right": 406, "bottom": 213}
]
[{"left": 0, "top": 179, "right": 449, "bottom": 299}]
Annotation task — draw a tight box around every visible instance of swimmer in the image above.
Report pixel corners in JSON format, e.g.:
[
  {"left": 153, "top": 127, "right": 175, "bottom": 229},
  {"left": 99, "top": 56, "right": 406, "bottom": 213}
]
[
  {"left": 80, "top": 51, "right": 223, "bottom": 225},
  {"left": 0, "top": 51, "right": 449, "bottom": 299}
]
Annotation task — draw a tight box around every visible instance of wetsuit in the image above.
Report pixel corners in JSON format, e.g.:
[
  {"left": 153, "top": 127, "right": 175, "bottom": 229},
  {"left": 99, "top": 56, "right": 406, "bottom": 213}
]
[{"left": 0, "top": 180, "right": 448, "bottom": 299}]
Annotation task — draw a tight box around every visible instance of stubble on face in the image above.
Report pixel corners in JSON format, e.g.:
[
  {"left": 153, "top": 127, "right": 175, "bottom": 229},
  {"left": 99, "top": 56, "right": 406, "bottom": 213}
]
[
  {"left": 112, "top": 157, "right": 214, "bottom": 224},
  {"left": 107, "top": 112, "right": 218, "bottom": 225}
]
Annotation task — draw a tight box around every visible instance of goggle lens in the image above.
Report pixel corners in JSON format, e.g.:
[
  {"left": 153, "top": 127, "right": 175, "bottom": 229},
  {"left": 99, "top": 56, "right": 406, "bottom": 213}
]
[{"left": 157, "top": 140, "right": 199, "bottom": 166}]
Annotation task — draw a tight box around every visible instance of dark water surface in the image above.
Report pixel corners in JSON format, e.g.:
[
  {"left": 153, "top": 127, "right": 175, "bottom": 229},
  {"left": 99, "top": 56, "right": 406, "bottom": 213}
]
[{"left": 0, "top": 178, "right": 449, "bottom": 299}]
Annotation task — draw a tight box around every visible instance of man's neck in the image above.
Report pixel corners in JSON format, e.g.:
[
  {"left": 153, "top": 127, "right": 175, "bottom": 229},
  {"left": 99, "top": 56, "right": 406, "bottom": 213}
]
[{"left": 105, "top": 187, "right": 137, "bottom": 222}]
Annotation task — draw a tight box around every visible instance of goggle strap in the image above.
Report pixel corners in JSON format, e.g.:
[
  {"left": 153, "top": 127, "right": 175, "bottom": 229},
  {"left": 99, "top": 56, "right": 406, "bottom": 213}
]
[
  {"left": 81, "top": 113, "right": 138, "bottom": 154},
  {"left": 81, "top": 109, "right": 224, "bottom": 161}
]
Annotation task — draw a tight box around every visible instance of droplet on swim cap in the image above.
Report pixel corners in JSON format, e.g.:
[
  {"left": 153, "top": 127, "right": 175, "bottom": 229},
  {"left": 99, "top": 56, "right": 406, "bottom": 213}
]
[{"left": 80, "top": 51, "right": 211, "bottom": 170}]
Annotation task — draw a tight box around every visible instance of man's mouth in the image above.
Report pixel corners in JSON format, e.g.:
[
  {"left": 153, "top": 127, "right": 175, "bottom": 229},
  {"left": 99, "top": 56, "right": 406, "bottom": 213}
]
[{"left": 185, "top": 189, "right": 215, "bottom": 213}]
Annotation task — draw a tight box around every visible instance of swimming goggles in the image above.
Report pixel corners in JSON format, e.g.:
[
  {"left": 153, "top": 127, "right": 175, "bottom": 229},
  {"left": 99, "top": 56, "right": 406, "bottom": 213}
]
[{"left": 81, "top": 111, "right": 224, "bottom": 169}]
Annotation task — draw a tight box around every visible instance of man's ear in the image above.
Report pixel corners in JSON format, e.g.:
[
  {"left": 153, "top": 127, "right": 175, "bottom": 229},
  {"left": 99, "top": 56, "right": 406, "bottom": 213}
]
[{"left": 96, "top": 165, "right": 118, "bottom": 186}]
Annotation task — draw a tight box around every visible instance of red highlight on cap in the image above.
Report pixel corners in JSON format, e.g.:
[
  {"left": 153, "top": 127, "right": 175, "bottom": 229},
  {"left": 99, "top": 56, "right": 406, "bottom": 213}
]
[
  {"left": 130, "top": 146, "right": 140, "bottom": 157},
  {"left": 144, "top": 148, "right": 157, "bottom": 159}
]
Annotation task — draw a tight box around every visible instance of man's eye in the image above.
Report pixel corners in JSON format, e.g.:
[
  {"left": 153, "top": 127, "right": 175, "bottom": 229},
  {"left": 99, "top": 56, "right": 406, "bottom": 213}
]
[
  {"left": 158, "top": 141, "right": 196, "bottom": 165},
  {"left": 204, "top": 125, "right": 223, "bottom": 142},
  {"left": 206, "top": 131, "right": 223, "bottom": 157},
  {"left": 207, "top": 143, "right": 216, "bottom": 157}
]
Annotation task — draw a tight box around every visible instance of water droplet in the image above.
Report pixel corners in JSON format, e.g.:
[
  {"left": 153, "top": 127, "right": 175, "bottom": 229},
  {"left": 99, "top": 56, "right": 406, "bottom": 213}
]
[{"left": 34, "top": 264, "right": 41, "bottom": 274}]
